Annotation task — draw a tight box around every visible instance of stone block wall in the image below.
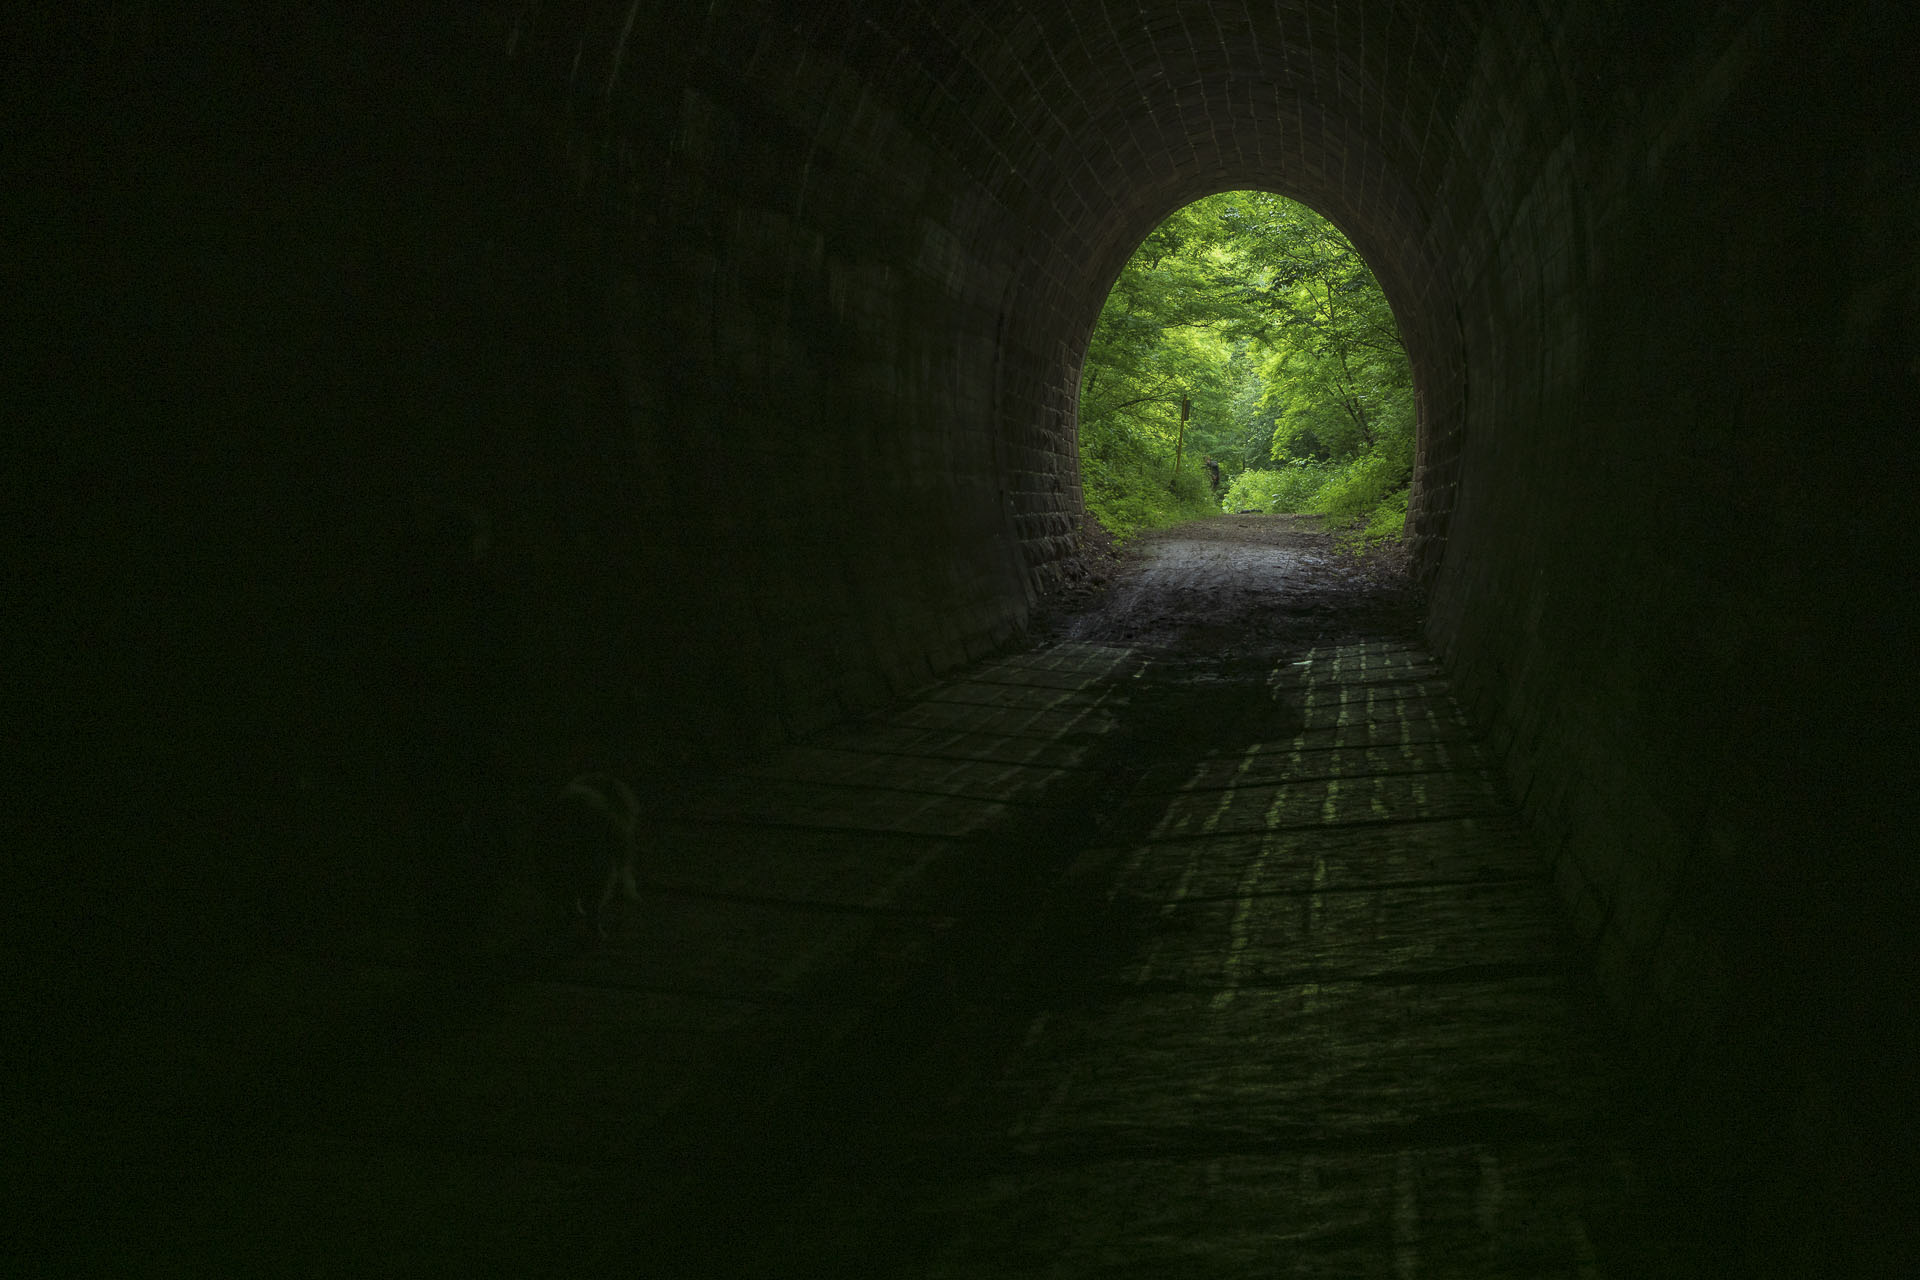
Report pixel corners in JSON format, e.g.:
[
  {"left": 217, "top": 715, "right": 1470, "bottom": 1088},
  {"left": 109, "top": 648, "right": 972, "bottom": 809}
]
[{"left": 1421, "top": 9, "right": 1914, "bottom": 1264}]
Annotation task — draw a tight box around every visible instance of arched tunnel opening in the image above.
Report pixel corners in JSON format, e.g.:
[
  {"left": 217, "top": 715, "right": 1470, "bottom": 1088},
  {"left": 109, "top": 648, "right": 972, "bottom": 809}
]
[
  {"left": 8, "top": 2, "right": 1914, "bottom": 1274},
  {"left": 1070, "top": 187, "right": 1422, "bottom": 543}
]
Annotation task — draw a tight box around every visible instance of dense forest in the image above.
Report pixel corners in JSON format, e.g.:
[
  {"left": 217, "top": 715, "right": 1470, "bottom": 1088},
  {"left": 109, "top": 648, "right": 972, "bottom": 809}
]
[{"left": 1075, "top": 191, "right": 1416, "bottom": 547}]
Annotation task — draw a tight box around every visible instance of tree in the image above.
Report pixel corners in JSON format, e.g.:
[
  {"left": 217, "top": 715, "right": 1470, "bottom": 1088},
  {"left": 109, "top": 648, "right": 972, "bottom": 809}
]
[
  {"left": 1209, "top": 193, "right": 1412, "bottom": 468},
  {"left": 1076, "top": 201, "right": 1245, "bottom": 536},
  {"left": 1077, "top": 190, "right": 1415, "bottom": 540}
]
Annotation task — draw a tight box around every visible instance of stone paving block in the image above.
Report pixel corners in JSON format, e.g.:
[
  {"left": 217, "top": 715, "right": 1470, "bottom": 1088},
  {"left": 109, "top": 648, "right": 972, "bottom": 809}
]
[
  {"left": 1293, "top": 660, "right": 1448, "bottom": 685},
  {"left": 1143, "top": 737, "right": 1492, "bottom": 792},
  {"left": 1146, "top": 770, "right": 1506, "bottom": 840},
  {"left": 924, "top": 679, "right": 1114, "bottom": 710},
  {"left": 884, "top": 697, "right": 1122, "bottom": 740},
  {"left": 1302, "top": 641, "right": 1435, "bottom": 666},
  {"left": 1124, "top": 877, "right": 1568, "bottom": 987},
  {"left": 1281, "top": 710, "right": 1482, "bottom": 749},
  {"left": 1292, "top": 690, "right": 1470, "bottom": 732},
  {"left": 1105, "top": 818, "right": 1547, "bottom": 903},
  {"left": 838, "top": 1141, "right": 1672, "bottom": 1279},
  {"left": 702, "top": 774, "right": 1013, "bottom": 835},
  {"left": 1286, "top": 678, "right": 1457, "bottom": 705},
  {"left": 803, "top": 720, "right": 1104, "bottom": 770},
  {"left": 961, "top": 665, "right": 1128, "bottom": 693},
  {"left": 972, "top": 977, "right": 1610, "bottom": 1150},
  {"left": 993, "top": 643, "right": 1139, "bottom": 676},
  {"left": 754, "top": 745, "right": 1068, "bottom": 802}
]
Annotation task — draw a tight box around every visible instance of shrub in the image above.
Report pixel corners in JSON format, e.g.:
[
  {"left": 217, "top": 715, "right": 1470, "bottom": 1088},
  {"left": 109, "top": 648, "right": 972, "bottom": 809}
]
[
  {"left": 1223, "top": 454, "right": 1412, "bottom": 555},
  {"left": 1085, "top": 454, "right": 1219, "bottom": 541},
  {"left": 1302, "top": 452, "right": 1404, "bottom": 518},
  {"left": 1332, "top": 486, "right": 1410, "bottom": 554},
  {"left": 1220, "top": 460, "right": 1330, "bottom": 513}
]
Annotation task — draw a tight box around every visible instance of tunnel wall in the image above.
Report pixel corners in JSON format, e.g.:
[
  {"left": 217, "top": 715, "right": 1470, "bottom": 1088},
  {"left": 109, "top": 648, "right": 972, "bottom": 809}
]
[
  {"left": 13, "top": 1, "right": 1074, "bottom": 964},
  {"left": 11, "top": 2, "right": 1913, "bottom": 1267},
  {"left": 1419, "top": 8, "right": 1914, "bottom": 1263}
]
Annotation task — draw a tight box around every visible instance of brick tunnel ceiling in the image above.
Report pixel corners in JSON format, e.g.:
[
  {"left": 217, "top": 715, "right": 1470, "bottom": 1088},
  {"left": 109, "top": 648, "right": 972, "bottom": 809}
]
[
  {"left": 813, "top": 0, "right": 1460, "bottom": 324},
  {"left": 834, "top": 0, "right": 1468, "bottom": 370},
  {"left": 485, "top": 0, "right": 1907, "bottom": 795},
  {"left": 639, "top": 0, "right": 1631, "bottom": 576}
]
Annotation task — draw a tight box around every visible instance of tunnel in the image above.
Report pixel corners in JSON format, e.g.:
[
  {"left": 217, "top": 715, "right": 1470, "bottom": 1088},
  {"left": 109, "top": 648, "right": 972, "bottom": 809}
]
[{"left": 8, "top": 0, "right": 1915, "bottom": 1274}]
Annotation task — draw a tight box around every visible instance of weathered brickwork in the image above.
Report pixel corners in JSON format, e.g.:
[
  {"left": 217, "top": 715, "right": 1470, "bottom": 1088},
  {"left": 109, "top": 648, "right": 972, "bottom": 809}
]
[{"left": 13, "top": 1, "right": 1911, "bottom": 1268}]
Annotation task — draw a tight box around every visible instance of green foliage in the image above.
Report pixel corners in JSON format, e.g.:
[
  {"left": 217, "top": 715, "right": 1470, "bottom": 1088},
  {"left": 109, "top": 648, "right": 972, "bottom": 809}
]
[
  {"left": 1221, "top": 461, "right": 1330, "bottom": 513},
  {"left": 1077, "top": 190, "right": 1418, "bottom": 550},
  {"left": 1332, "top": 487, "right": 1410, "bottom": 555},
  {"left": 1303, "top": 452, "right": 1405, "bottom": 517},
  {"left": 1216, "top": 195, "right": 1412, "bottom": 468},
  {"left": 1076, "top": 201, "right": 1245, "bottom": 539},
  {"left": 1083, "top": 453, "right": 1219, "bottom": 541}
]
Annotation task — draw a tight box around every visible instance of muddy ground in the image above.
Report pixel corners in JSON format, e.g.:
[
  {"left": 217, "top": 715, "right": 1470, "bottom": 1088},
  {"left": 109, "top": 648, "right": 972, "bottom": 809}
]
[{"left": 1033, "top": 513, "right": 1423, "bottom": 655}]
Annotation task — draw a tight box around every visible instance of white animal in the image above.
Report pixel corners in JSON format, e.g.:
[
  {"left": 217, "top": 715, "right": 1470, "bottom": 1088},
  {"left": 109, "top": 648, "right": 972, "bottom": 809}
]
[{"left": 557, "top": 771, "right": 643, "bottom": 938}]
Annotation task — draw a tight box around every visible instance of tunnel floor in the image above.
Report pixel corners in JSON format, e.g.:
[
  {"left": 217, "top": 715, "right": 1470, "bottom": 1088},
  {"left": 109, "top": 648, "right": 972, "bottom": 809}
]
[{"left": 27, "top": 516, "right": 1695, "bottom": 1275}]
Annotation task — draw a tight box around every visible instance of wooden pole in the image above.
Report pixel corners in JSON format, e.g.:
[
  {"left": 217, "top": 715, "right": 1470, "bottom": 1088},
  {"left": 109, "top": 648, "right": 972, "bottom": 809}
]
[{"left": 1171, "top": 396, "right": 1189, "bottom": 488}]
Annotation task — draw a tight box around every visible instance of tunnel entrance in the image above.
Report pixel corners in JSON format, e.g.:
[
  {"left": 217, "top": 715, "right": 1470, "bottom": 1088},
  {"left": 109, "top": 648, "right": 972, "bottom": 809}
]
[{"left": 1073, "top": 192, "right": 1418, "bottom": 555}]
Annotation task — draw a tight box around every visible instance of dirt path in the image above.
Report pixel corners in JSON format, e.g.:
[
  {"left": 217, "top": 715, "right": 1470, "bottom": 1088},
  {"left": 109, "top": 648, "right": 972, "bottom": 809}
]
[{"left": 1036, "top": 513, "right": 1422, "bottom": 655}]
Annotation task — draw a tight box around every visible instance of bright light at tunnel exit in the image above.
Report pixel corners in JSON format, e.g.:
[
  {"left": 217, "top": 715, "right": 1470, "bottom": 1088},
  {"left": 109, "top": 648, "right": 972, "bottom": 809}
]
[{"left": 1075, "top": 191, "right": 1415, "bottom": 549}]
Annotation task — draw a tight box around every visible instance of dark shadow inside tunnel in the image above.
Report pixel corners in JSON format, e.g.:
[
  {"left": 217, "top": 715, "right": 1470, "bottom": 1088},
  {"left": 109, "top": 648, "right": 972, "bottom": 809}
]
[{"left": 6, "top": 2, "right": 1914, "bottom": 1274}]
